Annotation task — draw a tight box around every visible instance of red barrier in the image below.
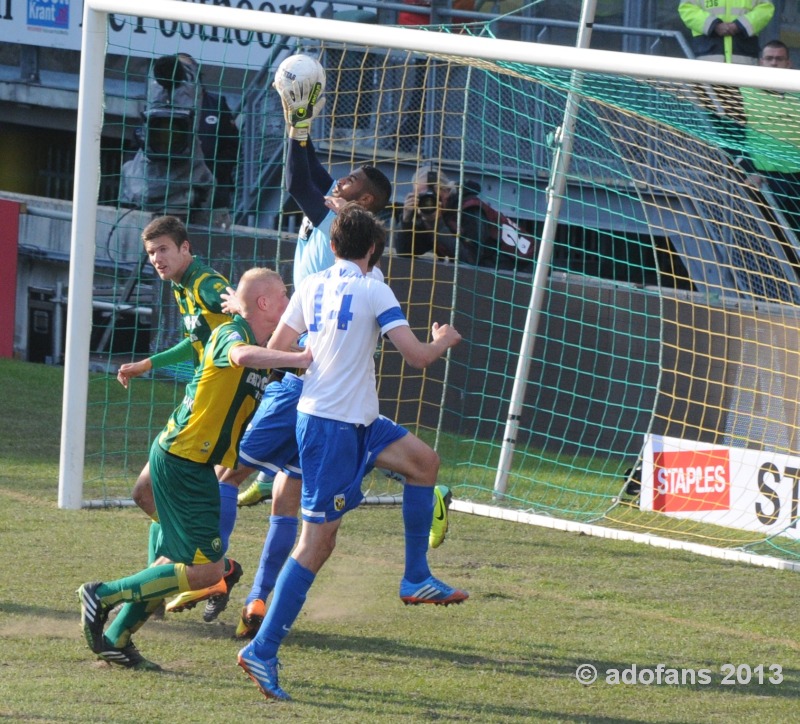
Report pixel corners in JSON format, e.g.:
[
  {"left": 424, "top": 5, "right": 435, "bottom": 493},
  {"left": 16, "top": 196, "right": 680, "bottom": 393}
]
[{"left": 0, "top": 199, "right": 20, "bottom": 358}]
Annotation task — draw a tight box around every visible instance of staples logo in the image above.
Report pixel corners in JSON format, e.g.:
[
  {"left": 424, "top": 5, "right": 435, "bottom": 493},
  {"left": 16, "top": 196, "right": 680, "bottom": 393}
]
[{"left": 652, "top": 448, "right": 730, "bottom": 512}]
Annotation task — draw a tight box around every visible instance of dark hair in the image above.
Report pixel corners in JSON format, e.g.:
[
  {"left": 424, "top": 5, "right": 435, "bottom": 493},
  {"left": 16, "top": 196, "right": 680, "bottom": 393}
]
[
  {"left": 360, "top": 164, "right": 392, "bottom": 213},
  {"left": 761, "top": 39, "right": 790, "bottom": 56},
  {"left": 331, "top": 203, "right": 384, "bottom": 261},
  {"left": 141, "top": 215, "right": 190, "bottom": 250},
  {"left": 177, "top": 53, "right": 202, "bottom": 83}
]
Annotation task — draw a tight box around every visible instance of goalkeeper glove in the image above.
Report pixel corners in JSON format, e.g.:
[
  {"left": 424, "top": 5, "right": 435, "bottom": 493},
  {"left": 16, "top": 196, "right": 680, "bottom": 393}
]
[{"left": 277, "top": 77, "right": 325, "bottom": 143}]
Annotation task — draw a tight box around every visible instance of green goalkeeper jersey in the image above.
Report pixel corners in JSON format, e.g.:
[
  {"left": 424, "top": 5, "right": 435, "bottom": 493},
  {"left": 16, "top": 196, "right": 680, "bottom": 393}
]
[{"left": 156, "top": 315, "right": 269, "bottom": 468}]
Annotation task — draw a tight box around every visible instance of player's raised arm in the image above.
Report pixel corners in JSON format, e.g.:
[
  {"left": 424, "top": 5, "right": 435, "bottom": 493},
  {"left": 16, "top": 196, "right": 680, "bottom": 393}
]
[
  {"left": 386, "top": 321, "right": 462, "bottom": 370},
  {"left": 275, "top": 54, "right": 332, "bottom": 225}
]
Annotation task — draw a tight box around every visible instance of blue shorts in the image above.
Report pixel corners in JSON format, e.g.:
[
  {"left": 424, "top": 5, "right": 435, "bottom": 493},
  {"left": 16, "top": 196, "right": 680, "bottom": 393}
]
[
  {"left": 297, "top": 412, "right": 408, "bottom": 524},
  {"left": 237, "top": 373, "right": 303, "bottom": 479}
]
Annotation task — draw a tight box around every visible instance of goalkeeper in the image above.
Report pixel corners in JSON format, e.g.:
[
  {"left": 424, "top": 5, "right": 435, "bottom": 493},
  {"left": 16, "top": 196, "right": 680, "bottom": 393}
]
[
  {"left": 229, "top": 60, "right": 452, "bottom": 642},
  {"left": 276, "top": 60, "right": 392, "bottom": 287},
  {"left": 234, "top": 58, "right": 391, "bottom": 509},
  {"left": 235, "top": 57, "right": 391, "bottom": 516}
]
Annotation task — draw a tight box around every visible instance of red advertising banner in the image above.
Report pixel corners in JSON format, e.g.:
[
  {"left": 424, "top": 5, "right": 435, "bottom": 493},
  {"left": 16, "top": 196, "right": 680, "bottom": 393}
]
[
  {"left": 652, "top": 447, "right": 731, "bottom": 513},
  {"left": 0, "top": 199, "right": 20, "bottom": 358}
]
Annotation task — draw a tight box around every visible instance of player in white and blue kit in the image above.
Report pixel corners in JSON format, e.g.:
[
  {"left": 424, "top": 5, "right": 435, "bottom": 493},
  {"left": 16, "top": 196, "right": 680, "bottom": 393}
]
[
  {"left": 231, "top": 256, "right": 386, "bottom": 640},
  {"left": 229, "top": 120, "right": 395, "bottom": 638},
  {"left": 237, "top": 204, "right": 468, "bottom": 701}
]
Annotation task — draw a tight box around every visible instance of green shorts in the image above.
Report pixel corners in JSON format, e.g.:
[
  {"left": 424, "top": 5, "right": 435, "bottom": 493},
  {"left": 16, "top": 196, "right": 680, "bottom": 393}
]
[{"left": 149, "top": 440, "right": 224, "bottom": 565}]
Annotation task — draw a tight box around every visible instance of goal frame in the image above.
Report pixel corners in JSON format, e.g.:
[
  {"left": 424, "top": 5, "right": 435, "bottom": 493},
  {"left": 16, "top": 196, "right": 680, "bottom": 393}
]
[{"left": 60, "top": 0, "right": 800, "bottom": 573}]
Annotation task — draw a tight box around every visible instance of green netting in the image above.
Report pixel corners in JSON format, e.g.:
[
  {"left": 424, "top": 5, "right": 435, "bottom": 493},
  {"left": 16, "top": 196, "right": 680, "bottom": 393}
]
[{"left": 80, "top": 10, "right": 800, "bottom": 562}]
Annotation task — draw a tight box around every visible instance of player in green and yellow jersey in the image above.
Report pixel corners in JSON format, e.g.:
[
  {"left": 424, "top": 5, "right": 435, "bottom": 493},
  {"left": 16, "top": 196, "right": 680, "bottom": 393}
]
[
  {"left": 118, "top": 215, "right": 230, "bottom": 384},
  {"left": 116, "top": 215, "right": 246, "bottom": 620},
  {"left": 79, "top": 268, "right": 311, "bottom": 670}
]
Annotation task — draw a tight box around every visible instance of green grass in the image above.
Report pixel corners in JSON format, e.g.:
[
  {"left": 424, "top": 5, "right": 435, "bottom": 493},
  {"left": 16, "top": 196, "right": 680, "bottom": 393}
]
[
  {"left": 67, "top": 359, "right": 800, "bottom": 561},
  {"left": 1, "top": 357, "right": 800, "bottom": 723}
]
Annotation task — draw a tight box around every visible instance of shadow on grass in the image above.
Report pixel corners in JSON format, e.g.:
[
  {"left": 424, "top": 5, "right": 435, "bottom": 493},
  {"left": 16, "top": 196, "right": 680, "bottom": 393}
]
[{"left": 24, "top": 602, "right": 798, "bottom": 704}]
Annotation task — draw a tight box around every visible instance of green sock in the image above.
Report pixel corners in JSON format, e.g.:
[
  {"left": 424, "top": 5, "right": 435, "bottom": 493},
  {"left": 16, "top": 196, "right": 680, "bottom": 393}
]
[
  {"left": 104, "top": 597, "right": 164, "bottom": 648},
  {"left": 96, "top": 563, "right": 182, "bottom": 609}
]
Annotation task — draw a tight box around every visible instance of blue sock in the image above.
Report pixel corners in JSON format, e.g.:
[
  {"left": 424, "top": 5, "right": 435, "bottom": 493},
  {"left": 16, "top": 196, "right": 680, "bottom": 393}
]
[
  {"left": 219, "top": 482, "right": 238, "bottom": 553},
  {"left": 248, "top": 515, "right": 299, "bottom": 604},
  {"left": 402, "top": 483, "right": 434, "bottom": 583},
  {"left": 252, "top": 557, "right": 315, "bottom": 660}
]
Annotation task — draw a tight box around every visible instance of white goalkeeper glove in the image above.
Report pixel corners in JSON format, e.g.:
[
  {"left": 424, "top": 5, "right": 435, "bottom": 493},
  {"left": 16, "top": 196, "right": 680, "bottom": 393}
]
[{"left": 276, "top": 78, "right": 325, "bottom": 143}]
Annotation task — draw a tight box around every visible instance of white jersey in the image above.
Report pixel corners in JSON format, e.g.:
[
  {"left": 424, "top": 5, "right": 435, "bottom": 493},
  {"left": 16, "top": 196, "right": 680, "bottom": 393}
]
[{"left": 281, "top": 259, "right": 408, "bottom": 425}]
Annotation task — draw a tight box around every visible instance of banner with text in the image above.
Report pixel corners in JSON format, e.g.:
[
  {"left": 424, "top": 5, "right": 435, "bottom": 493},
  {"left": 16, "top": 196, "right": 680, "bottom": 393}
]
[
  {"left": 640, "top": 434, "right": 800, "bottom": 541},
  {"left": 0, "top": 0, "right": 354, "bottom": 66}
]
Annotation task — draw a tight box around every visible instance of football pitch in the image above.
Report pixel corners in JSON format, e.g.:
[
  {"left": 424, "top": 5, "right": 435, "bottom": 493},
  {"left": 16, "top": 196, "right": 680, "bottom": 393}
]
[{"left": 1, "top": 358, "right": 798, "bottom": 723}]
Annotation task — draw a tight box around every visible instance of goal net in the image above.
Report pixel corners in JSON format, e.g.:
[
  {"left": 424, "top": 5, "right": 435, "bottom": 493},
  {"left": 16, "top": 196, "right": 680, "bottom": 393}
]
[{"left": 63, "top": 0, "right": 800, "bottom": 568}]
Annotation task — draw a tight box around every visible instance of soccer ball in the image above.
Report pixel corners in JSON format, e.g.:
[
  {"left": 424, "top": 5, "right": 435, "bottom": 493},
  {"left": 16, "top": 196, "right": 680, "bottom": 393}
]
[{"left": 274, "top": 54, "right": 326, "bottom": 96}]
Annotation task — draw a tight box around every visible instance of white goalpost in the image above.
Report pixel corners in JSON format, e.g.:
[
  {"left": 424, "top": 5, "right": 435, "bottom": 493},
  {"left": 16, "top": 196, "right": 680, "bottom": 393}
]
[{"left": 61, "top": 0, "right": 800, "bottom": 572}]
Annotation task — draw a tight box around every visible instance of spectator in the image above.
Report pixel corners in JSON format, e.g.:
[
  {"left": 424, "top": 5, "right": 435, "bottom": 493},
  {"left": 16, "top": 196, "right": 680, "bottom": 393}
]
[
  {"left": 679, "top": 1, "right": 774, "bottom": 148},
  {"left": 120, "top": 54, "right": 239, "bottom": 226},
  {"left": 176, "top": 54, "right": 240, "bottom": 214},
  {"left": 678, "top": 1, "right": 774, "bottom": 65},
  {"left": 739, "top": 40, "right": 800, "bottom": 236},
  {"left": 395, "top": 166, "right": 534, "bottom": 272}
]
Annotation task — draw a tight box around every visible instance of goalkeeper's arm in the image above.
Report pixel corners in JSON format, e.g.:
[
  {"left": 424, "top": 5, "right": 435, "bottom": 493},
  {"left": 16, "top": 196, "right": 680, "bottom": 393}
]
[
  {"left": 286, "top": 138, "right": 331, "bottom": 226},
  {"left": 305, "top": 137, "right": 335, "bottom": 196}
]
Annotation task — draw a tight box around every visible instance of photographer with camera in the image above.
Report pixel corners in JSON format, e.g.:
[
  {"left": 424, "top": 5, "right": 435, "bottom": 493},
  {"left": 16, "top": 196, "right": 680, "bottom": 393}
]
[
  {"left": 395, "top": 166, "right": 533, "bottom": 272},
  {"left": 120, "top": 53, "right": 239, "bottom": 227}
]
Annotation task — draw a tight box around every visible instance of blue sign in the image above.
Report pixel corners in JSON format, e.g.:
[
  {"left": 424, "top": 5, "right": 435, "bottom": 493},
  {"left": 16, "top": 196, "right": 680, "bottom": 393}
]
[{"left": 27, "top": 0, "right": 69, "bottom": 31}]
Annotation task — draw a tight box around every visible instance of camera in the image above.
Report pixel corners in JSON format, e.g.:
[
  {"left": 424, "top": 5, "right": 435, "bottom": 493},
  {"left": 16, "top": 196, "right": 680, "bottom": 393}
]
[
  {"left": 417, "top": 190, "right": 437, "bottom": 209},
  {"left": 143, "top": 109, "right": 194, "bottom": 158},
  {"left": 417, "top": 170, "right": 439, "bottom": 210}
]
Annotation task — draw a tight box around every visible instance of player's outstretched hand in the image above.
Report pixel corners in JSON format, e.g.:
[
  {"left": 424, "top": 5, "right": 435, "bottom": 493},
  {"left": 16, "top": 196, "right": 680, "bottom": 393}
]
[
  {"left": 117, "top": 359, "right": 152, "bottom": 389},
  {"left": 324, "top": 195, "right": 348, "bottom": 214},
  {"left": 431, "top": 322, "right": 462, "bottom": 350},
  {"left": 221, "top": 285, "right": 241, "bottom": 315}
]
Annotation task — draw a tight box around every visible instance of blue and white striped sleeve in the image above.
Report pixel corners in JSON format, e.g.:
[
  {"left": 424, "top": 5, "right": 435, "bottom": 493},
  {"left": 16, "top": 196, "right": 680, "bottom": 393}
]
[{"left": 373, "top": 282, "right": 408, "bottom": 336}]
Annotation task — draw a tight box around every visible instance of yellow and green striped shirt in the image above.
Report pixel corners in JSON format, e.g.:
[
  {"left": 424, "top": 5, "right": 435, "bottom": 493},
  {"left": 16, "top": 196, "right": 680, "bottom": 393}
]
[
  {"left": 157, "top": 316, "right": 270, "bottom": 468},
  {"left": 172, "top": 258, "right": 231, "bottom": 367}
]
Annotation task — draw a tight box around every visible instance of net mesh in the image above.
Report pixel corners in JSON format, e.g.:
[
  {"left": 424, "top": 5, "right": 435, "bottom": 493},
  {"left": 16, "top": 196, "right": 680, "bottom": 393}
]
[{"left": 80, "top": 12, "right": 800, "bottom": 560}]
